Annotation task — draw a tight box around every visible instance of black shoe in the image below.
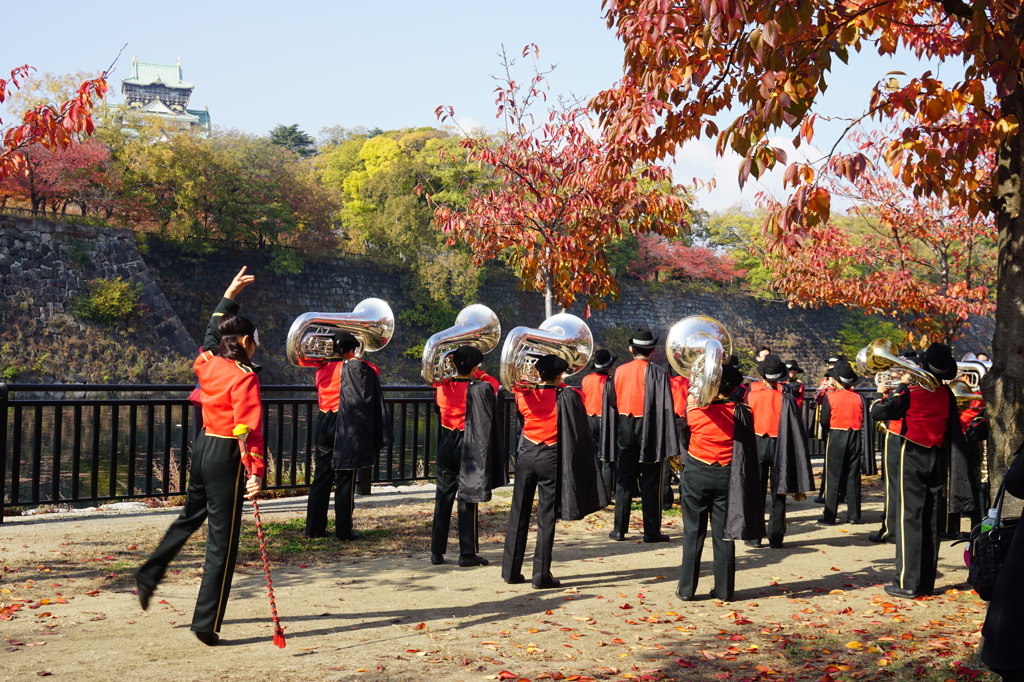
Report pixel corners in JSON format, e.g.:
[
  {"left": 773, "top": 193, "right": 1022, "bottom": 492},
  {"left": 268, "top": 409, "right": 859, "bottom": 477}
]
[
  {"left": 743, "top": 540, "right": 762, "bottom": 548},
  {"left": 336, "top": 531, "right": 361, "bottom": 541},
  {"left": 868, "top": 531, "right": 888, "bottom": 543},
  {"left": 532, "top": 575, "right": 561, "bottom": 589},
  {"left": 676, "top": 591, "right": 696, "bottom": 601},
  {"left": 135, "top": 578, "right": 154, "bottom": 611},
  {"left": 504, "top": 573, "right": 525, "bottom": 585},
  {"left": 304, "top": 531, "right": 328, "bottom": 539},
  {"left": 458, "top": 554, "right": 489, "bottom": 567},
  {"left": 643, "top": 533, "right": 670, "bottom": 543},
  {"left": 709, "top": 590, "right": 733, "bottom": 602},
  {"left": 847, "top": 518, "right": 865, "bottom": 525},
  {"left": 430, "top": 553, "right": 445, "bottom": 565},
  {"left": 608, "top": 531, "right": 627, "bottom": 541},
  {"left": 194, "top": 631, "right": 220, "bottom": 646},
  {"left": 813, "top": 496, "right": 825, "bottom": 504},
  {"left": 816, "top": 516, "right": 838, "bottom": 525},
  {"left": 884, "top": 583, "right": 923, "bottom": 599},
  {"left": 768, "top": 541, "right": 784, "bottom": 549}
]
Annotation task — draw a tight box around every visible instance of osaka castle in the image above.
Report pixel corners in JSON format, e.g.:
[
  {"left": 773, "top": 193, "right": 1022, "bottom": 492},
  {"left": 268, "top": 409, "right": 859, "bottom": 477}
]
[{"left": 121, "top": 57, "right": 211, "bottom": 133}]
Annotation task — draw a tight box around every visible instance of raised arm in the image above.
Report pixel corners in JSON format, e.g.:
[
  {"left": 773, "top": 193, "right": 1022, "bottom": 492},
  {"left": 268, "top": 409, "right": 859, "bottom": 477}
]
[{"left": 202, "top": 267, "right": 255, "bottom": 353}]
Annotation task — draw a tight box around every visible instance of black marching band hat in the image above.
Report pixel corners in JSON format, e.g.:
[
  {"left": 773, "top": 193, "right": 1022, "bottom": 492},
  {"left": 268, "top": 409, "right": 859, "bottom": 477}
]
[
  {"left": 593, "top": 349, "right": 617, "bottom": 370},
  {"left": 924, "top": 342, "right": 958, "bottom": 381},
  {"left": 758, "top": 354, "right": 788, "bottom": 381},
  {"left": 785, "top": 359, "right": 804, "bottom": 374},
  {"left": 536, "top": 354, "right": 569, "bottom": 380},
  {"left": 720, "top": 364, "right": 744, "bottom": 391},
  {"left": 630, "top": 325, "right": 658, "bottom": 349},
  {"left": 332, "top": 331, "right": 360, "bottom": 354},
  {"left": 827, "top": 360, "right": 858, "bottom": 386},
  {"left": 451, "top": 345, "right": 484, "bottom": 374}
]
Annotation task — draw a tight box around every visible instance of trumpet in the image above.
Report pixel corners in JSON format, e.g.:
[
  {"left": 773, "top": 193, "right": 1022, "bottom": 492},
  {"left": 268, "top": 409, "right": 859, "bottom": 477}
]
[{"left": 855, "top": 338, "right": 941, "bottom": 392}]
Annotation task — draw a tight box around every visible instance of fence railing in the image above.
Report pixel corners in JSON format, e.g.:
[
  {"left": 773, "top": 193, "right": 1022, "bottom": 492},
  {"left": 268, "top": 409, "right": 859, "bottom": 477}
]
[{"left": 0, "top": 383, "right": 879, "bottom": 523}]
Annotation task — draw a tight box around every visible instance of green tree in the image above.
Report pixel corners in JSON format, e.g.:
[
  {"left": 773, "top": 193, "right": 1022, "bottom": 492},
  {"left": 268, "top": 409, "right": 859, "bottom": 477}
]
[{"left": 268, "top": 123, "right": 316, "bottom": 158}]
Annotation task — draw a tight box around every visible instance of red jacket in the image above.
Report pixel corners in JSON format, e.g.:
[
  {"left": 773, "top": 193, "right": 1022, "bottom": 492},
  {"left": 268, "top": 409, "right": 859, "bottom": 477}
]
[{"left": 194, "top": 351, "right": 265, "bottom": 477}]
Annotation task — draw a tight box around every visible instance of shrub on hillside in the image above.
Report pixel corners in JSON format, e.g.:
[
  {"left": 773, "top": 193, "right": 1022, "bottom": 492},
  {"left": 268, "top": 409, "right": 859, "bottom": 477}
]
[{"left": 70, "top": 277, "right": 142, "bottom": 325}]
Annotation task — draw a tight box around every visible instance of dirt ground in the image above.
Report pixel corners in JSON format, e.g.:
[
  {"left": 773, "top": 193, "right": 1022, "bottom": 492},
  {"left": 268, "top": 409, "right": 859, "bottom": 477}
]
[{"left": 0, "top": 475, "right": 999, "bottom": 682}]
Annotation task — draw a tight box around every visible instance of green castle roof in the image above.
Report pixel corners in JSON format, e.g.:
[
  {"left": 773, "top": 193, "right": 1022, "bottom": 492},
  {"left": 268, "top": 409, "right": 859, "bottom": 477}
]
[{"left": 122, "top": 60, "right": 194, "bottom": 89}]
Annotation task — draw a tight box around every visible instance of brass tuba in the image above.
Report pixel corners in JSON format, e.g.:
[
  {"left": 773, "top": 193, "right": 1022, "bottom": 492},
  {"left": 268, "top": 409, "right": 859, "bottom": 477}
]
[
  {"left": 855, "top": 338, "right": 941, "bottom": 392},
  {"left": 665, "top": 315, "right": 732, "bottom": 407},
  {"left": 421, "top": 304, "right": 501, "bottom": 384},
  {"left": 286, "top": 298, "right": 394, "bottom": 367},
  {"left": 499, "top": 313, "right": 593, "bottom": 391},
  {"left": 955, "top": 357, "right": 991, "bottom": 392}
]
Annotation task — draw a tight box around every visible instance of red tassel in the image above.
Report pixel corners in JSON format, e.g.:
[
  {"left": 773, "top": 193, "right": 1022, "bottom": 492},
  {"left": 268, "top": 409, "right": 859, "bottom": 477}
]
[{"left": 251, "top": 498, "right": 286, "bottom": 648}]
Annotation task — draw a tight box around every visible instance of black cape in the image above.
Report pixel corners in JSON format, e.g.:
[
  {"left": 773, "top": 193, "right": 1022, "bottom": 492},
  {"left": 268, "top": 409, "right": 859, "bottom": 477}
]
[
  {"left": 773, "top": 392, "right": 816, "bottom": 495},
  {"left": 858, "top": 395, "right": 878, "bottom": 476},
  {"left": 599, "top": 362, "right": 679, "bottom": 464},
  {"left": 458, "top": 381, "right": 509, "bottom": 503},
  {"left": 556, "top": 387, "right": 609, "bottom": 520},
  {"left": 333, "top": 359, "right": 393, "bottom": 470}
]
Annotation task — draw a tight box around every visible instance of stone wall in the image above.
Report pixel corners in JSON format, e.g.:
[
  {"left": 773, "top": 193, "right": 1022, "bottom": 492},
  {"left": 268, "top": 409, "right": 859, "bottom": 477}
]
[{"left": 0, "top": 215, "right": 995, "bottom": 385}]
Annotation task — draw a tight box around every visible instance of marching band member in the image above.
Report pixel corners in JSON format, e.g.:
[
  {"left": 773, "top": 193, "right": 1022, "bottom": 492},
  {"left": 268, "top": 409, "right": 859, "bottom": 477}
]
[
  {"left": 135, "top": 267, "right": 264, "bottom": 645},
  {"left": 783, "top": 360, "right": 805, "bottom": 409},
  {"left": 502, "top": 355, "right": 605, "bottom": 588},
  {"left": 817, "top": 361, "right": 871, "bottom": 525},
  {"left": 745, "top": 354, "right": 814, "bottom": 548},
  {"left": 603, "top": 326, "right": 679, "bottom": 542},
  {"left": 331, "top": 333, "right": 392, "bottom": 541},
  {"left": 582, "top": 349, "right": 617, "bottom": 502},
  {"left": 676, "top": 365, "right": 763, "bottom": 602},
  {"left": 869, "top": 343, "right": 961, "bottom": 599},
  {"left": 429, "top": 346, "right": 505, "bottom": 567}
]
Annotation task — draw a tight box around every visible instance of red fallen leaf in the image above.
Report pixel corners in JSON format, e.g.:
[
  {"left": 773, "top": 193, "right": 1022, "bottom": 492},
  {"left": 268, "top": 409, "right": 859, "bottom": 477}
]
[
  {"left": 299, "top": 564, "right": 308, "bottom": 568},
  {"left": 497, "top": 671, "right": 518, "bottom": 680},
  {"left": 701, "top": 649, "right": 718, "bottom": 660},
  {"left": 405, "top": 649, "right": 420, "bottom": 653},
  {"left": 102, "top": 556, "right": 116, "bottom": 561},
  {"left": 413, "top": 623, "right": 427, "bottom": 630},
  {"left": 729, "top": 635, "right": 745, "bottom": 641},
  {"left": 675, "top": 658, "right": 696, "bottom": 668},
  {"left": 830, "top": 567, "right": 840, "bottom": 571},
  {"left": 612, "top": 638, "right": 626, "bottom": 644},
  {"left": 733, "top": 619, "right": 753, "bottom": 625},
  {"left": 712, "top": 673, "right": 729, "bottom": 680},
  {"left": 84, "top": 590, "right": 99, "bottom": 596},
  {"left": 545, "top": 610, "right": 554, "bottom": 615},
  {"left": 619, "top": 603, "right": 633, "bottom": 610},
  {"left": 53, "top": 598, "right": 67, "bottom": 604},
  {"left": 157, "top": 600, "right": 169, "bottom": 605}
]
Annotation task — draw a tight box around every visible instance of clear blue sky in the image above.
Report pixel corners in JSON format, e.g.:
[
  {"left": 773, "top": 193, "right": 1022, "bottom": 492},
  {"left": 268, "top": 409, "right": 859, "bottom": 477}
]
[{"left": 4, "top": 0, "right": 963, "bottom": 211}]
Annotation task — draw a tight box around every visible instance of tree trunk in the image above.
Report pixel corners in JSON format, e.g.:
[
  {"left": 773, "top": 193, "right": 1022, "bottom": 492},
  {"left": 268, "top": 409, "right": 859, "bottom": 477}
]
[{"left": 983, "top": 76, "right": 1024, "bottom": 515}]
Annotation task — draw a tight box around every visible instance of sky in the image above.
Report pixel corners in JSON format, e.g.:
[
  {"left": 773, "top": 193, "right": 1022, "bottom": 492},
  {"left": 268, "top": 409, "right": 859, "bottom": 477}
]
[{"left": 4, "top": 0, "right": 965, "bottom": 213}]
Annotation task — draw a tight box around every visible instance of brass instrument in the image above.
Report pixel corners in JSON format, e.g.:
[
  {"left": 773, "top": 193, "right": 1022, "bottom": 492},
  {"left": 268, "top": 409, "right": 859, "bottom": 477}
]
[
  {"left": 286, "top": 298, "right": 394, "bottom": 367},
  {"left": 420, "top": 304, "right": 501, "bottom": 384},
  {"left": 955, "top": 359, "right": 991, "bottom": 392},
  {"left": 666, "top": 315, "right": 732, "bottom": 407},
  {"left": 948, "top": 379, "right": 983, "bottom": 410},
  {"left": 855, "top": 338, "right": 941, "bottom": 392},
  {"left": 499, "top": 313, "right": 593, "bottom": 391}
]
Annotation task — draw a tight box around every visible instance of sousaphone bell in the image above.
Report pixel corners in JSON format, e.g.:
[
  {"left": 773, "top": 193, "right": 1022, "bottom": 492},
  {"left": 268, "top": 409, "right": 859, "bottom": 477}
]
[
  {"left": 666, "top": 315, "right": 732, "bottom": 407},
  {"left": 499, "top": 313, "right": 593, "bottom": 391},
  {"left": 286, "top": 298, "right": 394, "bottom": 367},
  {"left": 421, "top": 304, "right": 501, "bottom": 383}
]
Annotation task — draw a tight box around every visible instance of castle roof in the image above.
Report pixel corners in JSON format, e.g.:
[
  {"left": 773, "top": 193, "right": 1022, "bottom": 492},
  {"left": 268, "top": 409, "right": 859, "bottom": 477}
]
[{"left": 122, "top": 60, "right": 194, "bottom": 89}]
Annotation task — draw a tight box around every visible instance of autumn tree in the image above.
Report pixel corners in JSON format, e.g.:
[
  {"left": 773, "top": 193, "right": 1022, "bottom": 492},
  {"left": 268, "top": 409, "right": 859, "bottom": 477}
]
[
  {"left": 625, "top": 233, "right": 740, "bottom": 283},
  {"left": 1, "top": 66, "right": 108, "bottom": 181},
  {"left": 431, "top": 45, "right": 689, "bottom": 319},
  {"left": 0, "top": 140, "right": 115, "bottom": 215},
  {"left": 592, "top": 1, "right": 1024, "bottom": 481},
  {"left": 269, "top": 123, "right": 316, "bottom": 158}
]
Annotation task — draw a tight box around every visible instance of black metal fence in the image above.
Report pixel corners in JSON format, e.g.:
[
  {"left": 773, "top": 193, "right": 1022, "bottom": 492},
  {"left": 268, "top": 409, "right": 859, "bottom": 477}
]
[{"left": 0, "top": 383, "right": 878, "bottom": 523}]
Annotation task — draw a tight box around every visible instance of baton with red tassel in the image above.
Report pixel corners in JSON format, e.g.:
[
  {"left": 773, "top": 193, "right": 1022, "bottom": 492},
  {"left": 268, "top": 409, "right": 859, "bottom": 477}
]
[{"left": 233, "top": 423, "right": 286, "bottom": 648}]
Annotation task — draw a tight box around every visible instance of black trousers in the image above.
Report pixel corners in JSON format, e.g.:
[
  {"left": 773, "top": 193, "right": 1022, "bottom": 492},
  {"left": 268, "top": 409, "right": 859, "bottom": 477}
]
[
  {"left": 755, "top": 435, "right": 787, "bottom": 545},
  {"left": 303, "top": 410, "right": 359, "bottom": 539},
  {"left": 822, "top": 429, "right": 862, "bottom": 523},
  {"left": 588, "top": 415, "right": 616, "bottom": 503},
  {"left": 502, "top": 439, "right": 558, "bottom": 585},
  {"left": 891, "top": 437, "right": 943, "bottom": 594},
  {"left": 877, "top": 431, "right": 901, "bottom": 542},
  {"left": 677, "top": 456, "right": 734, "bottom": 600},
  {"left": 136, "top": 431, "right": 246, "bottom": 634},
  {"left": 613, "top": 415, "right": 663, "bottom": 538},
  {"left": 431, "top": 427, "right": 478, "bottom": 557}
]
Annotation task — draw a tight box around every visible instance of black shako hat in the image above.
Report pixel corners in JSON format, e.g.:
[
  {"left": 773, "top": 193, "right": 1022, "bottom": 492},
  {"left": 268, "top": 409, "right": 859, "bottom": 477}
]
[
  {"left": 536, "top": 354, "right": 569, "bottom": 381},
  {"left": 726, "top": 354, "right": 741, "bottom": 368},
  {"left": 785, "top": 360, "right": 804, "bottom": 374},
  {"left": 758, "top": 354, "right": 788, "bottom": 381},
  {"left": 719, "top": 364, "right": 744, "bottom": 394},
  {"left": 592, "top": 349, "right": 617, "bottom": 371},
  {"left": 630, "top": 326, "right": 658, "bottom": 349},
  {"left": 332, "top": 331, "right": 360, "bottom": 355},
  {"left": 451, "top": 346, "right": 484, "bottom": 375},
  {"left": 827, "top": 360, "right": 858, "bottom": 386},
  {"left": 924, "top": 342, "right": 958, "bottom": 381}
]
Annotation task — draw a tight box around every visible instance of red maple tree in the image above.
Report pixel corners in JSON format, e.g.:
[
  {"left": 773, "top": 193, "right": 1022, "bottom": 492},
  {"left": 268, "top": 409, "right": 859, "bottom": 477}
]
[
  {"left": 592, "top": 0, "right": 1024, "bottom": 478},
  {"left": 1, "top": 66, "right": 108, "bottom": 181},
  {"left": 627, "top": 233, "right": 740, "bottom": 283},
  {"left": 429, "top": 45, "right": 688, "bottom": 318},
  {"left": 0, "top": 141, "right": 116, "bottom": 215}
]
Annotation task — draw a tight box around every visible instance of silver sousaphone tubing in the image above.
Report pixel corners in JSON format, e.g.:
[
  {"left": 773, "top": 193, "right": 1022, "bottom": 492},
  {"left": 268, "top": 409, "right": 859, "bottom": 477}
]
[
  {"left": 286, "top": 298, "right": 394, "bottom": 367},
  {"left": 666, "top": 315, "right": 732, "bottom": 407},
  {"left": 499, "top": 313, "right": 593, "bottom": 391}
]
